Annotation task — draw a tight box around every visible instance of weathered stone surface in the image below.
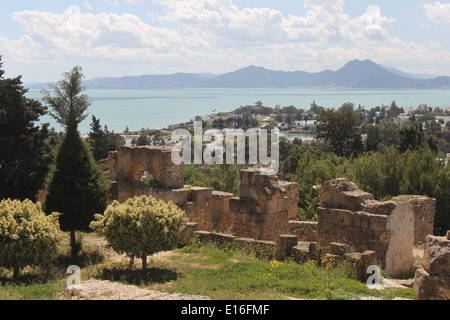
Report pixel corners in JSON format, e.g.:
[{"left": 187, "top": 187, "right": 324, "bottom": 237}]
[
  {"left": 289, "top": 220, "right": 318, "bottom": 242},
  {"left": 292, "top": 245, "right": 309, "bottom": 263},
  {"left": 211, "top": 191, "right": 234, "bottom": 233},
  {"left": 330, "top": 242, "right": 350, "bottom": 255},
  {"left": 422, "top": 235, "right": 450, "bottom": 275},
  {"left": 414, "top": 268, "right": 450, "bottom": 300},
  {"left": 317, "top": 179, "right": 415, "bottom": 278},
  {"left": 277, "top": 234, "right": 298, "bottom": 258},
  {"left": 227, "top": 169, "right": 296, "bottom": 241},
  {"left": 102, "top": 146, "right": 184, "bottom": 189},
  {"left": 318, "top": 178, "right": 374, "bottom": 211},
  {"left": 384, "top": 201, "right": 415, "bottom": 278},
  {"left": 344, "top": 250, "right": 377, "bottom": 282},
  {"left": 392, "top": 195, "right": 436, "bottom": 245}
]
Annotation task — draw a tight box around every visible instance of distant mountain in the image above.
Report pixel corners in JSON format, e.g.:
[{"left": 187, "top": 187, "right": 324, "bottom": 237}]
[
  {"left": 380, "top": 65, "right": 438, "bottom": 80},
  {"left": 200, "top": 60, "right": 450, "bottom": 89},
  {"left": 25, "top": 60, "right": 450, "bottom": 90},
  {"left": 84, "top": 72, "right": 216, "bottom": 89}
]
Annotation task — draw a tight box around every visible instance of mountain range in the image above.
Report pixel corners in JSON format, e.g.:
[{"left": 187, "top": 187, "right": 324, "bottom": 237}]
[{"left": 26, "top": 59, "right": 450, "bottom": 90}]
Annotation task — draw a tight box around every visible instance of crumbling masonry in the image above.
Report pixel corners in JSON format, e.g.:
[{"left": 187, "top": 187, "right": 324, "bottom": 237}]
[{"left": 100, "top": 146, "right": 437, "bottom": 279}]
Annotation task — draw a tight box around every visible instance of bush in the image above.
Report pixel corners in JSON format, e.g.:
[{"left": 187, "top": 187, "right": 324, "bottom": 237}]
[
  {"left": 0, "top": 199, "right": 65, "bottom": 279},
  {"left": 90, "top": 195, "right": 188, "bottom": 269}
]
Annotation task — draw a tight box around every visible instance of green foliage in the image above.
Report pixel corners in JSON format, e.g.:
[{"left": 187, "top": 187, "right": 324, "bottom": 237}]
[
  {"left": 41, "top": 66, "right": 91, "bottom": 130},
  {"left": 283, "top": 146, "right": 346, "bottom": 220},
  {"left": 315, "top": 108, "right": 363, "bottom": 157},
  {"left": 345, "top": 147, "right": 450, "bottom": 234},
  {"left": 90, "top": 195, "right": 188, "bottom": 269},
  {"left": 0, "top": 199, "right": 65, "bottom": 278},
  {"left": 87, "top": 115, "right": 125, "bottom": 161},
  {"left": 44, "top": 125, "right": 110, "bottom": 234},
  {"left": 282, "top": 144, "right": 449, "bottom": 232},
  {"left": 184, "top": 164, "right": 241, "bottom": 196},
  {"left": 0, "top": 56, "right": 52, "bottom": 201}
]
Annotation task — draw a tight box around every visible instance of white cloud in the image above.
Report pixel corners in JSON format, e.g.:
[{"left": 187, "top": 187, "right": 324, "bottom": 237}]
[
  {"left": 1, "top": 0, "right": 449, "bottom": 78},
  {"left": 8, "top": 10, "right": 185, "bottom": 60},
  {"left": 423, "top": 2, "right": 450, "bottom": 28}
]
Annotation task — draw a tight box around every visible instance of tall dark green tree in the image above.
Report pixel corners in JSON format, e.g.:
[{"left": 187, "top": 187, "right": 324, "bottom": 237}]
[
  {"left": 42, "top": 66, "right": 110, "bottom": 259},
  {"left": 0, "top": 56, "right": 52, "bottom": 201},
  {"left": 87, "top": 115, "right": 125, "bottom": 161}
]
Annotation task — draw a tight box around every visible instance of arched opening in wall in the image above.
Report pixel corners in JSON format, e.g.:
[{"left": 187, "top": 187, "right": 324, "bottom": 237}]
[
  {"left": 124, "top": 161, "right": 163, "bottom": 187},
  {"left": 142, "top": 171, "right": 161, "bottom": 187},
  {"left": 124, "top": 161, "right": 145, "bottom": 182}
]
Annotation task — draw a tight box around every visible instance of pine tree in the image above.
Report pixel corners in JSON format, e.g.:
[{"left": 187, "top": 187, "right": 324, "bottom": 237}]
[{"left": 0, "top": 56, "right": 52, "bottom": 201}]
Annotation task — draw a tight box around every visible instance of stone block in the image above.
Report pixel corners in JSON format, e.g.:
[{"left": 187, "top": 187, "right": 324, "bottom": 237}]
[
  {"left": 422, "top": 235, "right": 450, "bottom": 276},
  {"left": 414, "top": 267, "right": 450, "bottom": 300},
  {"left": 278, "top": 234, "right": 298, "bottom": 258},
  {"left": 330, "top": 242, "right": 350, "bottom": 255},
  {"left": 369, "top": 214, "right": 387, "bottom": 231},
  {"left": 292, "top": 245, "right": 309, "bottom": 263},
  {"left": 316, "top": 207, "right": 330, "bottom": 224},
  {"left": 190, "top": 187, "right": 212, "bottom": 202},
  {"left": 318, "top": 178, "right": 374, "bottom": 211},
  {"left": 308, "top": 242, "right": 322, "bottom": 261}
]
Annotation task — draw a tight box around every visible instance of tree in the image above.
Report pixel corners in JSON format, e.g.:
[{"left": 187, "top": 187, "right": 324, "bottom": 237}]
[
  {"left": 0, "top": 199, "right": 65, "bottom": 279},
  {"left": 42, "top": 66, "right": 110, "bottom": 260},
  {"left": 398, "top": 122, "right": 426, "bottom": 153},
  {"left": 91, "top": 195, "right": 188, "bottom": 269},
  {"left": 315, "top": 108, "right": 363, "bottom": 157},
  {"left": 87, "top": 115, "right": 125, "bottom": 161},
  {"left": 41, "top": 66, "right": 91, "bottom": 130},
  {"left": 0, "top": 57, "right": 53, "bottom": 201}
]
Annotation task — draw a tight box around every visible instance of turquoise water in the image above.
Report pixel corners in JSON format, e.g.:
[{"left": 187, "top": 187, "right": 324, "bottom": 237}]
[{"left": 26, "top": 88, "right": 450, "bottom": 134}]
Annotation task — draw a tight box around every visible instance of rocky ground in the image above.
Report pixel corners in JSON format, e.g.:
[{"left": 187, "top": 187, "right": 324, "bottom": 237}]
[{"left": 61, "top": 279, "right": 210, "bottom": 300}]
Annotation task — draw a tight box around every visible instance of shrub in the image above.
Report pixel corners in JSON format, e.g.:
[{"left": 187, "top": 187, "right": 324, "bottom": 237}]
[
  {"left": 0, "top": 199, "right": 65, "bottom": 279},
  {"left": 90, "top": 195, "right": 188, "bottom": 269}
]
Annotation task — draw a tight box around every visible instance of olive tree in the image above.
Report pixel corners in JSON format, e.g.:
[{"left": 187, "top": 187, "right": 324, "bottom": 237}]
[{"left": 90, "top": 195, "right": 188, "bottom": 269}]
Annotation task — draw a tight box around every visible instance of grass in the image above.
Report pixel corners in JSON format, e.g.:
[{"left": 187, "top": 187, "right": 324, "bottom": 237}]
[{"left": 0, "top": 232, "right": 418, "bottom": 300}]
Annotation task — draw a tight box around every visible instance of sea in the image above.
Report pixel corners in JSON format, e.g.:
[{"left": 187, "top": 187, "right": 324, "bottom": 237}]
[{"left": 25, "top": 88, "right": 450, "bottom": 136}]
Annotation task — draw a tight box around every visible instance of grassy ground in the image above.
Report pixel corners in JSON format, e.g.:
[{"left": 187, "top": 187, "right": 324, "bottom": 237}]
[{"left": 0, "top": 232, "right": 415, "bottom": 300}]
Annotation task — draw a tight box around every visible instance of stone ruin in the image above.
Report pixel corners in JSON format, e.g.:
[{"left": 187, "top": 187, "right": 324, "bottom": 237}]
[
  {"left": 100, "top": 146, "right": 438, "bottom": 282},
  {"left": 316, "top": 178, "right": 436, "bottom": 278},
  {"left": 100, "top": 146, "right": 299, "bottom": 241},
  {"left": 414, "top": 232, "right": 450, "bottom": 300}
]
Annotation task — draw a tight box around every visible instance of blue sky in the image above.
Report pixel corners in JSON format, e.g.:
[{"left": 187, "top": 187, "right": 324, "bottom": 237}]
[{"left": 1, "top": 0, "right": 449, "bottom": 82}]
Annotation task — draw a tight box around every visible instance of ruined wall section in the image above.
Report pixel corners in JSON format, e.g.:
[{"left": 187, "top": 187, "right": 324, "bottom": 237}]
[
  {"left": 317, "top": 178, "right": 416, "bottom": 278},
  {"left": 414, "top": 232, "right": 450, "bottom": 300},
  {"left": 100, "top": 148, "right": 300, "bottom": 239}
]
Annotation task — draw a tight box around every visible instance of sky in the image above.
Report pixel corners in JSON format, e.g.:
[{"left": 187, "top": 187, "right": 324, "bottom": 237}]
[{"left": 1, "top": 0, "right": 450, "bottom": 83}]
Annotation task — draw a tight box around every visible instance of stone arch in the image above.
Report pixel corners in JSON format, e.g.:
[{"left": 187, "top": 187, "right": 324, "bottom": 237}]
[{"left": 104, "top": 146, "right": 185, "bottom": 189}]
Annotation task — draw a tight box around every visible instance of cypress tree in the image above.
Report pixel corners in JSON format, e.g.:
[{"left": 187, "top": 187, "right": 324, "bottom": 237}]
[{"left": 42, "top": 66, "right": 110, "bottom": 259}]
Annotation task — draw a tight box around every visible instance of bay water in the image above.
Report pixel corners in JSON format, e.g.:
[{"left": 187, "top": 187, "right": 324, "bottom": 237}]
[{"left": 25, "top": 88, "right": 450, "bottom": 134}]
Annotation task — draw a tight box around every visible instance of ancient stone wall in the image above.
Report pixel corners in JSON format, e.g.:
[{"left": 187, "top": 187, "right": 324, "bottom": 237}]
[
  {"left": 100, "top": 147, "right": 300, "bottom": 241},
  {"left": 317, "top": 178, "right": 417, "bottom": 278},
  {"left": 414, "top": 232, "right": 450, "bottom": 300},
  {"left": 101, "top": 146, "right": 184, "bottom": 189},
  {"left": 392, "top": 195, "right": 436, "bottom": 245},
  {"left": 228, "top": 169, "right": 299, "bottom": 241}
]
